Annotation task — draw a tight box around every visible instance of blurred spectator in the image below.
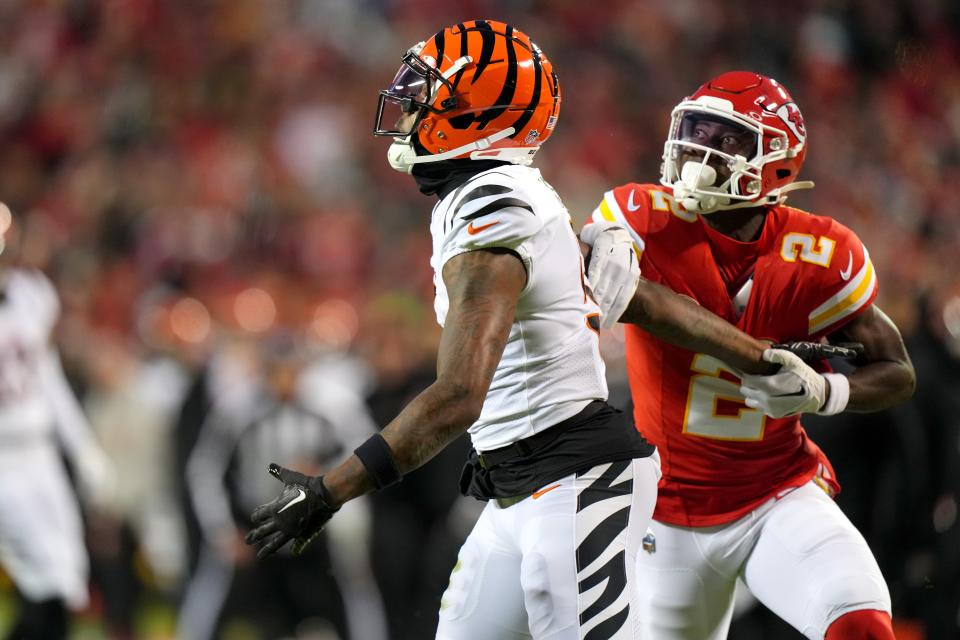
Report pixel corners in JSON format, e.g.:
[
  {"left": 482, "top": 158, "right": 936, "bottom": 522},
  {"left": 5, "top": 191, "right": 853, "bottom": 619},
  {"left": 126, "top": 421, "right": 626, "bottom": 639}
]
[
  {"left": 360, "top": 292, "right": 476, "bottom": 639},
  {"left": 181, "top": 331, "right": 385, "bottom": 639},
  {"left": 901, "top": 288, "right": 960, "bottom": 639},
  {"left": 0, "top": 203, "right": 113, "bottom": 639},
  {"left": 82, "top": 326, "right": 191, "bottom": 637}
]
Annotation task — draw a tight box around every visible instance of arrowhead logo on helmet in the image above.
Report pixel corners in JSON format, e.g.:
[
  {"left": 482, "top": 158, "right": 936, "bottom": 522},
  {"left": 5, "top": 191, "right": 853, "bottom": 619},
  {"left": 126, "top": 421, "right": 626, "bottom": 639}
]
[
  {"left": 775, "top": 103, "right": 806, "bottom": 144},
  {"left": 374, "top": 20, "right": 562, "bottom": 173}
]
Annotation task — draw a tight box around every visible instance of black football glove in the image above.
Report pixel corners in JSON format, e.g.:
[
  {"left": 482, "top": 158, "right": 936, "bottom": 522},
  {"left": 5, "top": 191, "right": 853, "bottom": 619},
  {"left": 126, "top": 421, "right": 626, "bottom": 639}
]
[
  {"left": 772, "top": 341, "right": 864, "bottom": 363},
  {"left": 244, "top": 463, "right": 339, "bottom": 559}
]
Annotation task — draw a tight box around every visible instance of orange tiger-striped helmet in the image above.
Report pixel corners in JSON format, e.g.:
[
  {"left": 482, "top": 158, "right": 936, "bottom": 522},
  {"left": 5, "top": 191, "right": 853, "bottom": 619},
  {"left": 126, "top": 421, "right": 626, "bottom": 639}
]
[{"left": 374, "top": 20, "right": 561, "bottom": 173}]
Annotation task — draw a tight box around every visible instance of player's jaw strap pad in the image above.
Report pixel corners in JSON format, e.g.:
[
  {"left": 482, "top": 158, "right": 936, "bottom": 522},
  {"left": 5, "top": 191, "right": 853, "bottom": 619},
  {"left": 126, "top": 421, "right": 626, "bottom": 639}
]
[{"left": 355, "top": 433, "right": 403, "bottom": 490}]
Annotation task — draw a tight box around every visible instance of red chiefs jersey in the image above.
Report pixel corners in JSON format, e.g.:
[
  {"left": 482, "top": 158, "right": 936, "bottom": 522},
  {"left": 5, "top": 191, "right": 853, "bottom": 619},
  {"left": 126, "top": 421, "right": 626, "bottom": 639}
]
[{"left": 589, "top": 184, "right": 878, "bottom": 526}]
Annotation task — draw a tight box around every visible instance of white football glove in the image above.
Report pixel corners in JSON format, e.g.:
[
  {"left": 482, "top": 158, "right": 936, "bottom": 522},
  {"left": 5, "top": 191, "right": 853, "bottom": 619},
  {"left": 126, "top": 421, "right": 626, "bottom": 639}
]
[
  {"left": 739, "top": 348, "right": 828, "bottom": 418},
  {"left": 580, "top": 221, "right": 641, "bottom": 329}
]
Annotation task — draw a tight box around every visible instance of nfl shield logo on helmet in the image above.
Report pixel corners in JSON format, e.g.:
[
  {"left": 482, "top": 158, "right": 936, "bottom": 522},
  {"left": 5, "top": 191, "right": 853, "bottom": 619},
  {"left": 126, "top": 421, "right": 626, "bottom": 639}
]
[{"left": 524, "top": 129, "right": 540, "bottom": 144}]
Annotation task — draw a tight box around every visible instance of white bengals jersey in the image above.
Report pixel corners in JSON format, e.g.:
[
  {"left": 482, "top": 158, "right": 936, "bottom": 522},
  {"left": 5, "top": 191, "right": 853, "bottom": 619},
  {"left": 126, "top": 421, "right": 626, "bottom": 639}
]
[
  {"left": 429, "top": 165, "right": 607, "bottom": 452},
  {"left": 0, "top": 269, "right": 60, "bottom": 442}
]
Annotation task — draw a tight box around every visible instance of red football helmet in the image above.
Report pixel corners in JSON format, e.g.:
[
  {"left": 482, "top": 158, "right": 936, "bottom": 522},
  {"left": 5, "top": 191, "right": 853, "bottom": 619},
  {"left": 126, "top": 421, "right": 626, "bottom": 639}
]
[
  {"left": 660, "top": 71, "right": 813, "bottom": 213},
  {"left": 374, "top": 20, "right": 561, "bottom": 173}
]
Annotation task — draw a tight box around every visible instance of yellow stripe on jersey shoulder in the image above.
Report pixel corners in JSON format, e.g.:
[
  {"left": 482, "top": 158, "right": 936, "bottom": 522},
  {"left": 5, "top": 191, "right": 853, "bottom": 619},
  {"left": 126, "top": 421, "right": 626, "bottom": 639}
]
[
  {"left": 598, "top": 197, "right": 617, "bottom": 223},
  {"left": 808, "top": 250, "right": 877, "bottom": 334},
  {"left": 596, "top": 190, "right": 645, "bottom": 258}
]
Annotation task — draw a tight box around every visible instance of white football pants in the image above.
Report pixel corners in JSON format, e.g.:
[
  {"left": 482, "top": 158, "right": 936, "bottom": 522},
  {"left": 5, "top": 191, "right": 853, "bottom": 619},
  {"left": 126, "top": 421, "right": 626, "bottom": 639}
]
[
  {"left": 636, "top": 480, "right": 891, "bottom": 639},
  {"left": 0, "top": 443, "right": 89, "bottom": 609},
  {"left": 437, "top": 453, "right": 660, "bottom": 639}
]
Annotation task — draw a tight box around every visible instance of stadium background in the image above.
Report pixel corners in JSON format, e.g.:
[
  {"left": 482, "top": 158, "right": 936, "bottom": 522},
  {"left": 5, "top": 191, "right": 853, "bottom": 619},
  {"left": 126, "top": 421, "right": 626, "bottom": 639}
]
[{"left": 0, "top": 0, "right": 958, "bottom": 637}]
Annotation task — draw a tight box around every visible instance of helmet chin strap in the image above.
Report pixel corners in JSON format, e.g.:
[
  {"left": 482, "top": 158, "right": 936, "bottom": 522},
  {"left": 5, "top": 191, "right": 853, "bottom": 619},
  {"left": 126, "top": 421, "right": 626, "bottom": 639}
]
[
  {"left": 767, "top": 180, "right": 815, "bottom": 200},
  {"left": 698, "top": 179, "right": 816, "bottom": 213},
  {"left": 387, "top": 127, "right": 518, "bottom": 174}
]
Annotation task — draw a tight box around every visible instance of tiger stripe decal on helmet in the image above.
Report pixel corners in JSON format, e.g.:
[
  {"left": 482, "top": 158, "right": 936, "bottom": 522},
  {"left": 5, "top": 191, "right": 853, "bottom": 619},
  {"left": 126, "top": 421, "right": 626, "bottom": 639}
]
[
  {"left": 474, "top": 23, "right": 517, "bottom": 130},
  {"left": 451, "top": 22, "right": 469, "bottom": 89},
  {"left": 374, "top": 19, "right": 563, "bottom": 168},
  {"left": 471, "top": 20, "right": 496, "bottom": 84},
  {"left": 508, "top": 41, "right": 543, "bottom": 135}
]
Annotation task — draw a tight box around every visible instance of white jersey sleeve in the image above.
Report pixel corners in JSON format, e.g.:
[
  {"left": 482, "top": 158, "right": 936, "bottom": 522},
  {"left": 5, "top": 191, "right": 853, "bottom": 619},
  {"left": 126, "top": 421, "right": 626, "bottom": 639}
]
[{"left": 438, "top": 181, "right": 546, "bottom": 272}]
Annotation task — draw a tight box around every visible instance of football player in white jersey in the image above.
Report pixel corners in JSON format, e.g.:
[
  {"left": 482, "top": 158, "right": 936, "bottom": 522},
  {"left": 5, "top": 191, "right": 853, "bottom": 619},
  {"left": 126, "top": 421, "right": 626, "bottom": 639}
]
[
  {"left": 246, "top": 21, "right": 782, "bottom": 639},
  {"left": 0, "top": 203, "right": 113, "bottom": 638}
]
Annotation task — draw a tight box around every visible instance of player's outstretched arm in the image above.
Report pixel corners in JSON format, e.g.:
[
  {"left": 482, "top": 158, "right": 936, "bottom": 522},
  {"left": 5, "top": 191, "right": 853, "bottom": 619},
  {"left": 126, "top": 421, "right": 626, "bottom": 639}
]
[
  {"left": 246, "top": 248, "right": 525, "bottom": 557},
  {"left": 326, "top": 247, "right": 525, "bottom": 499},
  {"left": 581, "top": 222, "right": 770, "bottom": 374},
  {"left": 619, "top": 278, "right": 772, "bottom": 375}
]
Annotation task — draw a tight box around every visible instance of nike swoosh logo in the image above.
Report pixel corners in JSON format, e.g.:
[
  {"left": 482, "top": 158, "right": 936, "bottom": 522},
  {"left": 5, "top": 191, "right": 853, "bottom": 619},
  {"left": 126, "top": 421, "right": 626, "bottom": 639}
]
[
  {"left": 532, "top": 483, "right": 561, "bottom": 499},
  {"left": 278, "top": 488, "right": 306, "bottom": 513},
  {"left": 626, "top": 190, "right": 641, "bottom": 211},
  {"left": 839, "top": 251, "right": 853, "bottom": 281},
  {"left": 467, "top": 220, "right": 500, "bottom": 235}
]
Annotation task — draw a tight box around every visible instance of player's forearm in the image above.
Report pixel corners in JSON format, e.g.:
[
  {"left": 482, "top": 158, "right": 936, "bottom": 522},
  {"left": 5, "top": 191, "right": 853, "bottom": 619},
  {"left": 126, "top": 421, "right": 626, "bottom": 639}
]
[
  {"left": 621, "top": 279, "right": 772, "bottom": 374},
  {"left": 324, "top": 250, "right": 521, "bottom": 508},
  {"left": 381, "top": 379, "right": 481, "bottom": 470},
  {"left": 843, "top": 360, "right": 916, "bottom": 412},
  {"left": 318, "top": 379, "right": 481, "bottom": 507}
]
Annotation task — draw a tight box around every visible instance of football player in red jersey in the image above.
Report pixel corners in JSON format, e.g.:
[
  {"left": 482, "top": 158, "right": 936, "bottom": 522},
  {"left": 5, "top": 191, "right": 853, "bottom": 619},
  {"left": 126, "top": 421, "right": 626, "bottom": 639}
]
[{"left": 582, "top": 72, "right": 915, "bottom": 639}]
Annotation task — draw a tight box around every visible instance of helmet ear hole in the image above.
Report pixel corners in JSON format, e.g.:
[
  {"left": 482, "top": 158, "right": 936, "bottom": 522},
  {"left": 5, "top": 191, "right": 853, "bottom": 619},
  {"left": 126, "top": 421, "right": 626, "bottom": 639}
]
[
  {"left": 776, "top": 169, "right": 791, "bottom": 179},
  {"left": 447, "top": 113, "right": 475, "bottom": 129}
]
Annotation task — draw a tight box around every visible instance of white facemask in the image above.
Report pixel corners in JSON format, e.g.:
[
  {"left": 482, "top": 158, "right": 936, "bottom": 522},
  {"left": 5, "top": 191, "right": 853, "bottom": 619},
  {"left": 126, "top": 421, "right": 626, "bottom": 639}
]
[{"left": 674, "top": 161, "right": 730, "bottom": 214}]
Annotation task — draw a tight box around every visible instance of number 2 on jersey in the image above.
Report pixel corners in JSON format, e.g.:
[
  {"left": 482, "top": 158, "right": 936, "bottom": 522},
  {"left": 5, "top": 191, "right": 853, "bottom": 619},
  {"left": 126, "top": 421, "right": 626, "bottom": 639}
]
[
  {"left": 650, "top": 190, "right": 697, "bottom": 222},
  {"left": 683, "top": 354, "right": 766, "bottom": 441},
  {"left": 780, "top": 233, "right": 836, "bottom": 267}
]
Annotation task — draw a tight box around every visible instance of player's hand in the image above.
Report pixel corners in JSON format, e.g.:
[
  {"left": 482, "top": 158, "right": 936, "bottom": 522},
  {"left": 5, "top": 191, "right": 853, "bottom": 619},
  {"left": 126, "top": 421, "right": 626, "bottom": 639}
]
[
  {"left": 772, "top": 341, "right": 864, "bottom": 363},
  {"left": 580, "top": 221, "right": 640, "bottom": 329},
  {"left": 739, "top": 348, "right": 828, "bottom": 418},
  {"left": 244, "top": 464, "right": 339, "bottom": 559}
]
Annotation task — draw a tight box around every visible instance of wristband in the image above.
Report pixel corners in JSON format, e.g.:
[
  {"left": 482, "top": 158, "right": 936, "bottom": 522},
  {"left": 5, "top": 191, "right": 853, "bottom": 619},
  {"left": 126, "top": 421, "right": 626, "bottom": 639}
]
[
  {"left": 312, "top": 476, "right": 339, "bottom": 510},
  {"left": 354, "top": 433, "right": 403, "bottom": 490},
  {"left": 818, "top": 373, "right": 850, "bottom": 415}
]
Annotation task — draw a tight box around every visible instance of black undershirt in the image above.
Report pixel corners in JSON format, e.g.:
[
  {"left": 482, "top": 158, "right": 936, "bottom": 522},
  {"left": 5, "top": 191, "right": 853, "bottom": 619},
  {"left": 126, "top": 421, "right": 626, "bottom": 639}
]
[
  {"left": 459, "top": 401, "right": 655, "bottom": 500},
  {"left": 410, "top": 136, "right": 509, "bottom": 198}
]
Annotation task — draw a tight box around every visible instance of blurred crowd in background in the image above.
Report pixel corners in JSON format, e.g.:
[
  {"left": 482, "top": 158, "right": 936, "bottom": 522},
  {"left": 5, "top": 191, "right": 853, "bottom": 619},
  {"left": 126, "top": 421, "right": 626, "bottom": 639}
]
[{"left": 0, "top": 0, "right": 958, "bottom": 638}]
